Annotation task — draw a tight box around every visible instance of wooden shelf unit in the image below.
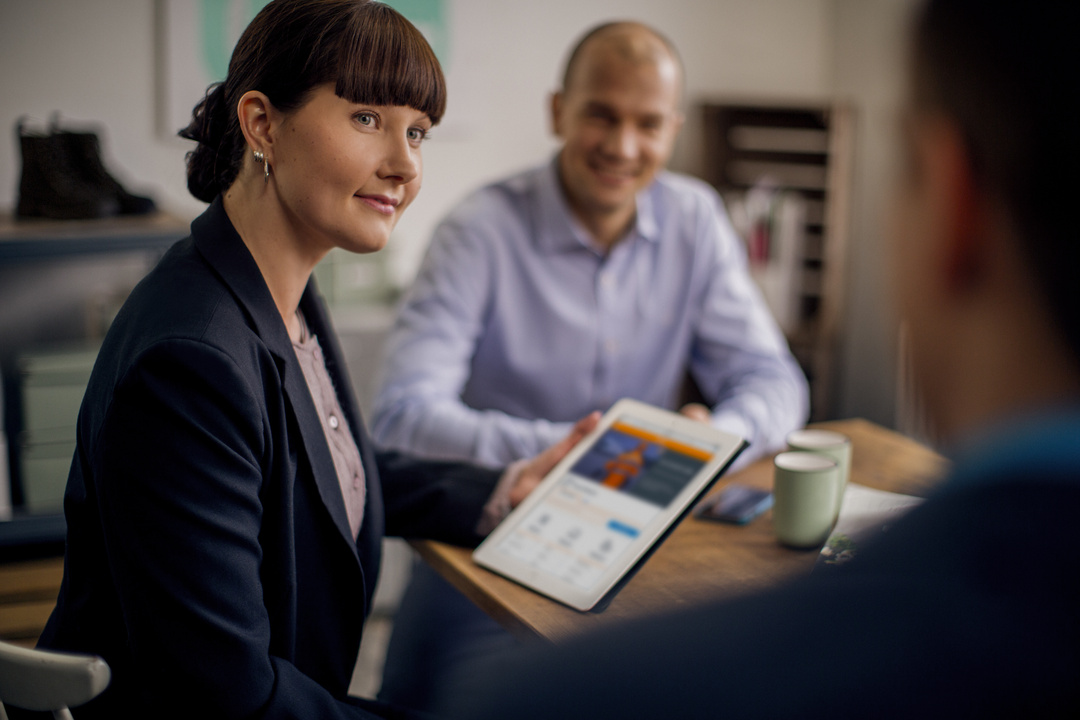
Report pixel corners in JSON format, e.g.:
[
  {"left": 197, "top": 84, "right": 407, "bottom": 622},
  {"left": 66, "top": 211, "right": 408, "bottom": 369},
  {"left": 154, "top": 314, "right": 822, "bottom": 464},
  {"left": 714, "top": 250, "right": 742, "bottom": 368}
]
[
  {"left": 0, "top": 556, "right": 63, "bottom": 645},
  {"left": 700, "top": 100, "right": 854, "bottom": 421},
  {"left": 0, "top": 212, "right": 189, "bottom": 553}
]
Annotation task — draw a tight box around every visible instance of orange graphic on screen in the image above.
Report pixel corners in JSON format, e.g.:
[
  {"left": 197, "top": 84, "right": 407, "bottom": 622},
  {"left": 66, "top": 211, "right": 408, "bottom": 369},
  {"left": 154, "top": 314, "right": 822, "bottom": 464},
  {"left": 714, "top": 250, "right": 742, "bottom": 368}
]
[{"left": 602, "top": 442, "right": 649, "bottom": 489}]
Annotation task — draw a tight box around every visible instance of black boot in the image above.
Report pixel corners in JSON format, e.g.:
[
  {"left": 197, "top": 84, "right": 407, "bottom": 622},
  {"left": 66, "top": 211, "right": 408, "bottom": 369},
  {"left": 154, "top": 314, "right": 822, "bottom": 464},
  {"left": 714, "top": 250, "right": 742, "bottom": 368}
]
[
  {"left": 51, "top": 115, "right": 157, "bottom": 216},
  {"left": 15, "top": 118, "right": 120, "bottom": 220}
]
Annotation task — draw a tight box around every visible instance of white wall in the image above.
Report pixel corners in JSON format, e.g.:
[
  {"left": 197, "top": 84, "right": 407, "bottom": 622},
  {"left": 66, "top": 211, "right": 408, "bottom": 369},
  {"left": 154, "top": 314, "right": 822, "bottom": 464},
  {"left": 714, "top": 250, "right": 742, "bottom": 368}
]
[
  {"left": 397, "top": 0, "right": 831, "bottom": 281},
  {"left": 0, "top": 0, "right": 915, "bottom": 427},
  {"left": 828, "top": 0, "right": 918, "bottom": 427},
  {"left": 0, "top": 1, "right": 192, "bottom": 220},
  {"left": 0, "top": 0, "right": 830, "bottom": 278}
]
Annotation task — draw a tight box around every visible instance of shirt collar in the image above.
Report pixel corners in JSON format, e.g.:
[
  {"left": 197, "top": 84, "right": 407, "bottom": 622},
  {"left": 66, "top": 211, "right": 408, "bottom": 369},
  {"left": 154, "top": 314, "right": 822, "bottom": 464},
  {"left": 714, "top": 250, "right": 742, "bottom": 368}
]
[
  {"left": 943, "top": 407, "right": 1080, "bottom": 494},
  {"left": 534, "top": 155, "right": 661, "bottom": 255}
]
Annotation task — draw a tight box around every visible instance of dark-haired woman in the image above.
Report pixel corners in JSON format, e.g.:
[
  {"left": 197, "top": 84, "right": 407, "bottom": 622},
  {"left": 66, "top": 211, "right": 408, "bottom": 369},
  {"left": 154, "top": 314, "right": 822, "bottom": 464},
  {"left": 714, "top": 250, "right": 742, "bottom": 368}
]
[{"left": 35, "top": 2, "right": 593, "bottom": 718}]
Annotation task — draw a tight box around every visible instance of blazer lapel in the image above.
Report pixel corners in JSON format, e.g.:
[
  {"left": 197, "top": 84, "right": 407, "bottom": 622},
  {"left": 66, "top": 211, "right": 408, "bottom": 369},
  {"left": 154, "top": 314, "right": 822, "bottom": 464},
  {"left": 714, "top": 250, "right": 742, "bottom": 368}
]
[
  {"left": 191, "top": 199, "right": 360, "bottom": 561},
  {"left": 300, "top": 286, "right": 386, "bottom": 599}
]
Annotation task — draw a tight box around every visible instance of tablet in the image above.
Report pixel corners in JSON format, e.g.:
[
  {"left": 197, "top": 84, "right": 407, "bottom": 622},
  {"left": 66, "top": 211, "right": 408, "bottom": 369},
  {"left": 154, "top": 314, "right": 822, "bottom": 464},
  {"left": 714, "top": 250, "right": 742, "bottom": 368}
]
[{"left": 472, "top": 398, "right": 747, "bottom": 612}]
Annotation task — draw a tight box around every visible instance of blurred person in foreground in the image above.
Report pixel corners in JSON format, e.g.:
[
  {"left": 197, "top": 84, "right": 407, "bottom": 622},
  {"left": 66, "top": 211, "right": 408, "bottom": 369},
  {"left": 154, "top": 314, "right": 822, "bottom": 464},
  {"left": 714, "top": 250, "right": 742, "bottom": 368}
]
[
  {"left": 372, "top": 21, "right": 808, "bottom": 711},
  {"left": 441, "top": 0, "right": 1080, "bottom": 716},
  {"left": 28, "top": 1, "right": 594, "bottom": 718}
]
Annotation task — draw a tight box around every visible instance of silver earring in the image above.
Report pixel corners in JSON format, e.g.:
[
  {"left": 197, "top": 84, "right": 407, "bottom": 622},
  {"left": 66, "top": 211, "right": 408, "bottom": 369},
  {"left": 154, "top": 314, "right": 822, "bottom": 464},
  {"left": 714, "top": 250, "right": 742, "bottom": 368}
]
[{"left": 253, "top": 150, "right": 269, "bottom": 182}]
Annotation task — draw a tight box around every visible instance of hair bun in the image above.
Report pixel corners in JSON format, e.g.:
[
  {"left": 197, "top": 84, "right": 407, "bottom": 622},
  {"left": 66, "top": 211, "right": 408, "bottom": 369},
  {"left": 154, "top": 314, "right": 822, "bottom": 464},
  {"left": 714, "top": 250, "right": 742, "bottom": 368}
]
[{"left": 179, "top": 83, "right": 229, "bottom": 203}]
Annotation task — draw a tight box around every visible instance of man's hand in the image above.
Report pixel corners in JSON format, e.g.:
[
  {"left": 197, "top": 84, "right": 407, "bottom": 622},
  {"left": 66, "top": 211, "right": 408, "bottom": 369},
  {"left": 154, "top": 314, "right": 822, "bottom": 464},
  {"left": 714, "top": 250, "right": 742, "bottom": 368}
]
[
  {"left": 510, "top": 412, "right": 601, "bottom": 507},
  {"left": 679, "top": 403, "right": 712, "bottom": 423}
]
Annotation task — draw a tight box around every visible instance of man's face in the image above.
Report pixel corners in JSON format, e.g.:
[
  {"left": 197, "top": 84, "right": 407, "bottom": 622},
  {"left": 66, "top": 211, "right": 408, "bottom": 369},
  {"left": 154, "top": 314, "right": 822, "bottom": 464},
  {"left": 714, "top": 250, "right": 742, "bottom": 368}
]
[{"left": 551, "top": 45, "right": 683, "bottom": 230}]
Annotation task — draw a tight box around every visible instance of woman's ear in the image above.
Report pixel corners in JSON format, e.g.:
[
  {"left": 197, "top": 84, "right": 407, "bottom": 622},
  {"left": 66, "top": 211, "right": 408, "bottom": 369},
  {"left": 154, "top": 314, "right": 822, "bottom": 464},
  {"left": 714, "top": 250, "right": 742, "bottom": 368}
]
[{"left": 236, "top": 90, "right": 275, "bottom": 161}]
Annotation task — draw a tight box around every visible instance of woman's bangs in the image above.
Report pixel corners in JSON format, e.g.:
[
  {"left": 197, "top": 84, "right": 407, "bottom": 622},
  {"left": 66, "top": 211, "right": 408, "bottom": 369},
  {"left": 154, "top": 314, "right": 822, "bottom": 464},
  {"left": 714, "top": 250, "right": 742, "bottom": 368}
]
[{"left": 335, "top": 6, "right": 447, "bottom": 124}]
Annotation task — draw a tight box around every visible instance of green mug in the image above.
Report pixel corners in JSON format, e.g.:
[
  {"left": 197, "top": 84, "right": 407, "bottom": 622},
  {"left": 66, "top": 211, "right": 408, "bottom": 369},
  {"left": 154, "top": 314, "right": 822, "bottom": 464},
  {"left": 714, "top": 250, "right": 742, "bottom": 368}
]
[
  {"left": 786, "top": 429, "right": 852, "bottom": 523},
  {"left": 772, "top": 451, "right": 840, "bottom": 548}
]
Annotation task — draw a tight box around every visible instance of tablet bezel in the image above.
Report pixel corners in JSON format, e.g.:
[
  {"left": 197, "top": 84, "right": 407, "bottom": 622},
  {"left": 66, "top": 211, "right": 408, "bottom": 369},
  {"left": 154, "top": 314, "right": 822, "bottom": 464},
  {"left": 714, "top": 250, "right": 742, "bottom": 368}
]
[{"left": 472, "top": 398, "right": 747, "bottom": 612}]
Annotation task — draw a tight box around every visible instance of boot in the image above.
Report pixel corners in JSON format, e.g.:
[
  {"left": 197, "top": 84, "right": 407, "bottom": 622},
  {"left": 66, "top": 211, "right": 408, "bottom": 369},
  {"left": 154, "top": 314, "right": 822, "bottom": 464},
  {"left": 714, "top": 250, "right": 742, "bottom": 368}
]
[
  {"left": 15, "top": 118, "right": 120, "bottom": 220},
  {"left": 51, "top": 115, "right": 156, "bottom": 216}
]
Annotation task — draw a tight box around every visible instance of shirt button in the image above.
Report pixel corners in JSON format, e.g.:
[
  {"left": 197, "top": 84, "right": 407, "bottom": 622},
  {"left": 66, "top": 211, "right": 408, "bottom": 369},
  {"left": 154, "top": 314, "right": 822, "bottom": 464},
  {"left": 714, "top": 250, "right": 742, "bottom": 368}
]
[
  {"left": 328, "top": 414, "right": 340, "bottom": 430},
  {"left": 353, "top": 473, "right": 362, "bottom": 489}
]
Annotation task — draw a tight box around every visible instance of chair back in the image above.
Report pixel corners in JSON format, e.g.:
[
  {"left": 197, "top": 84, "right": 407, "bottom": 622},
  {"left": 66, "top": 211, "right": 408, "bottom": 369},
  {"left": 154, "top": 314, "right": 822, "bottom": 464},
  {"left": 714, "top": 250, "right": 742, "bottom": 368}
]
[{"left": 0, "top": 640, "right": 110, "bottom": 720}]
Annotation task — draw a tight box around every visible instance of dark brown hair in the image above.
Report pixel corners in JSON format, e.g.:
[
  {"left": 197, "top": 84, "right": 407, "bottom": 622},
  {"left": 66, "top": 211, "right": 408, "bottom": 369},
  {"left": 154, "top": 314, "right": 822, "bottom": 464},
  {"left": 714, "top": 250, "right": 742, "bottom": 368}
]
[
  {"left": 911, "top": 0, "right": 1078, "bottom": 364},
  {"left": 179, "top": 0, "right": 446, "bottom": 203}
]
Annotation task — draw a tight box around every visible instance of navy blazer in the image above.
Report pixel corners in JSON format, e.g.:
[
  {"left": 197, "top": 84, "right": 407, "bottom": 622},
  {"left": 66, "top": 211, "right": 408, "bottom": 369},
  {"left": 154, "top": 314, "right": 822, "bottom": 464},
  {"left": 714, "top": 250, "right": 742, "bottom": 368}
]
[{"left": 38, "top": 198, "right": 501, "bottom": 719}]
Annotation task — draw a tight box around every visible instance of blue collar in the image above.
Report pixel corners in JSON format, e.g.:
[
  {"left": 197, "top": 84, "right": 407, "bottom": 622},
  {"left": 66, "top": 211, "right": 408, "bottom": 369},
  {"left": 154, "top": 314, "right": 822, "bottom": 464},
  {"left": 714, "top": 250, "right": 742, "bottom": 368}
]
[{"left": 945, "top": 409, "right": 1080, "bottom": 493}]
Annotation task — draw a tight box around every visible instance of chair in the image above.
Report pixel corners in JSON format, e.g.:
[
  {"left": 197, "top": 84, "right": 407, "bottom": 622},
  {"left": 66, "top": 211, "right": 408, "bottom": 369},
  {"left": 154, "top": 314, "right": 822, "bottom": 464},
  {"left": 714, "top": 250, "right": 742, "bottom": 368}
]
[{"left": 0, "top": 640, "right": 110, "bottom": 720}]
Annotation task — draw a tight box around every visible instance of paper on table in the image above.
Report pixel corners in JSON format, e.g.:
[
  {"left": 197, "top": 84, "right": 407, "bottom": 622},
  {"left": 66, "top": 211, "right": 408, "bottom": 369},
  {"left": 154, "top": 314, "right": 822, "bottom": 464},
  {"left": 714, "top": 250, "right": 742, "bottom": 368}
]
[{"left": 814, "top": 483, "right": 923, "bottom": 571}]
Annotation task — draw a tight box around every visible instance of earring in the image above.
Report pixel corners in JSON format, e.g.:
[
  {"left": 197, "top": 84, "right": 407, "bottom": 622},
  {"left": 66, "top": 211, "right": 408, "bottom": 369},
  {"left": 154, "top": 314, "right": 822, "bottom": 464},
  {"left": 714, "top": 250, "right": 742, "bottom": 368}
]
[{"left": 253, "top": 149, "right": 269, "bottom": 183}]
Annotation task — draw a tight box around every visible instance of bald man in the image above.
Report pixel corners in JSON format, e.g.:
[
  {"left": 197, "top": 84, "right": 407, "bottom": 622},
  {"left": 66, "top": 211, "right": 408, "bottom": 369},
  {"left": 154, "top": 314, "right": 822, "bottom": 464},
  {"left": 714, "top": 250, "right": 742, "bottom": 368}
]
[{"left": 372, "top": 22, "right": 808, "bottom": 712}]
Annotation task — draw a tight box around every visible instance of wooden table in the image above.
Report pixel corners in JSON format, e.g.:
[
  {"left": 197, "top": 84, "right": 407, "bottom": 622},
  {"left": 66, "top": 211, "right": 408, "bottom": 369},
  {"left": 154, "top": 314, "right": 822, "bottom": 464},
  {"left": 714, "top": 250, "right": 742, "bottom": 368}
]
[
  {"left": 411, "top": 419, "right": 947, "bottom": 644},
  {"left": 0, "top": 556, "right": 64, "bottom": 646}
]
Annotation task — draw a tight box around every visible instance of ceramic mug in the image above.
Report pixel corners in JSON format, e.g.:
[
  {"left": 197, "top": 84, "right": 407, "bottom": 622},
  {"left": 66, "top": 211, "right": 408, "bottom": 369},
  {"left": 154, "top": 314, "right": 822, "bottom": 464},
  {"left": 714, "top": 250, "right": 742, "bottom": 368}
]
[
  {"left": 772, "top": 451, "right": 840, "bottom": 548},
  {"left": 786, "top": 428, "right": 852, "bottom": 522}
]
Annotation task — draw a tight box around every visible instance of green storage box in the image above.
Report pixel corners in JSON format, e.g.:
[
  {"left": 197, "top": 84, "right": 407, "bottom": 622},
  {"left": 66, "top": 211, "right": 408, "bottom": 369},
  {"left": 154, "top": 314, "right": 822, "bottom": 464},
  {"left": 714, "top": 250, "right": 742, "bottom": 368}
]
[
  {"left": 20, "top": 431, "right": 75, "bottom": 513},
  {"left": 17, "top": 346, "right": 98, "bottom": 513},
  {"left": 19, "top": 347, "right": 98, "bottom": 433}
]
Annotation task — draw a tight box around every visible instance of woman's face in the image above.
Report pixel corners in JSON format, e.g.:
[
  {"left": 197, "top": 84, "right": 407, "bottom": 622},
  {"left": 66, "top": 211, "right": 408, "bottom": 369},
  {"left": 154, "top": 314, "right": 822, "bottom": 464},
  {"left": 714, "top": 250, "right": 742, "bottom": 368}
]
[{"left": 268, "top": 83, "right": 431, "bottom": 256}]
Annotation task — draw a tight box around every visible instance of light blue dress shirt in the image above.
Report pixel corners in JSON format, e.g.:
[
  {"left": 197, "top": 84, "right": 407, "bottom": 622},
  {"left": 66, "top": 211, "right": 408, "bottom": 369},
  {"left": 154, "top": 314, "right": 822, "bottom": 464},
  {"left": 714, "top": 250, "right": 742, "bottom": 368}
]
[{"left": 372, "top": 159, "right": 809, "bottom": 469}]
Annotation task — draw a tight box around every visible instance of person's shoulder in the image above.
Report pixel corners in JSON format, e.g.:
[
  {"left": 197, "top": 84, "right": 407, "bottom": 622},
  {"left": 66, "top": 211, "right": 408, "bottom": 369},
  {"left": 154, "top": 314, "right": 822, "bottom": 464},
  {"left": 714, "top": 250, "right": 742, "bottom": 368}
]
[
  {"left": 647, "top": 171, "right": 736, "bottom": 255},
  {"left": 82, "top": 242, "right": 271, "bottom": 430},
  {"left": 851, "top": 471, "right": 1080, "bottom": 586},
  {"left": 432, "top": 164, "right": 546, "bottom": 251},
  {"left": 650, "top": 170, "right": 725, "bottom": 212},
  {"left": 109, "top": 239, "right": 260, "bottom": 364},
  {"left": 446, "top": 164, "right": 544, "bottom": 218},
  {"left": 132, "top": 238, "right": 232, "bottom": 320}
]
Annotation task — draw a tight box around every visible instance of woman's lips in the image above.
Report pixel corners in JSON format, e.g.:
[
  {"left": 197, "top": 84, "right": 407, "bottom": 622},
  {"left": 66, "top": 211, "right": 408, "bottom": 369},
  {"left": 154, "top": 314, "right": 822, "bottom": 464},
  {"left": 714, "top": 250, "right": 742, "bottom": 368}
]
[{"left": 356, "top": 194, "right": 399, "bottom": 215}]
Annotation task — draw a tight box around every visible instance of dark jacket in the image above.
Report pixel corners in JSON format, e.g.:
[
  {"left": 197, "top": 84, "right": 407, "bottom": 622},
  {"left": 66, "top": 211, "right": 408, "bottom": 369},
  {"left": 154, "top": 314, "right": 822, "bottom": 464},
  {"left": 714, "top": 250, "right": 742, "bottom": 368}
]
[
  {"left": 446, "top": 463, "right": 1080, "bottom": 718},
  {"left": 38, "top": 197, "right": 500, "bottom": 719}
]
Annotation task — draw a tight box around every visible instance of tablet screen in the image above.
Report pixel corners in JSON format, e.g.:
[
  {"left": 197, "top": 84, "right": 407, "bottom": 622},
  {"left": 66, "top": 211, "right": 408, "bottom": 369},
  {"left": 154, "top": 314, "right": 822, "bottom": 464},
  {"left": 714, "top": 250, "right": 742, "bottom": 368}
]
[{"left": 486, "top": 414, "right": 728, "bottom": 592}]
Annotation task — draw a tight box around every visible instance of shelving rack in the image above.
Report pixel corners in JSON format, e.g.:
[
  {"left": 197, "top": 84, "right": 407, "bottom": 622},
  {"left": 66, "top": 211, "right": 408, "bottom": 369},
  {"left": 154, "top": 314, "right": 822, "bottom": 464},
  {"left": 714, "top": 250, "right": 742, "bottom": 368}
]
[
  {"left": 0, "top": 211, "right": 189, "bottom": 557},
  {"left": 700, "top": 100, "right": 854, "bottom": 420}
]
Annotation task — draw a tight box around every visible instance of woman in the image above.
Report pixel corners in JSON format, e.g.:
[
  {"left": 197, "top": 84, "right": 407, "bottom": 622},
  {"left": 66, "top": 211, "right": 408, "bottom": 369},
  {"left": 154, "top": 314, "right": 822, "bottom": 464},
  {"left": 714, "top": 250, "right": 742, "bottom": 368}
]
[{"left": 35, "top": 2, "right": 592, "bottom": 718}]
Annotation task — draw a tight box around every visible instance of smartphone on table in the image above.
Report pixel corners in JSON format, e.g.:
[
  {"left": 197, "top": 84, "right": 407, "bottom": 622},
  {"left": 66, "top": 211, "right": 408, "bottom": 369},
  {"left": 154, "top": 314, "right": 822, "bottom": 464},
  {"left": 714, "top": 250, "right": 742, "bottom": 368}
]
[{"left": 695, "top": 483, "right": 773, "bottom": 525}]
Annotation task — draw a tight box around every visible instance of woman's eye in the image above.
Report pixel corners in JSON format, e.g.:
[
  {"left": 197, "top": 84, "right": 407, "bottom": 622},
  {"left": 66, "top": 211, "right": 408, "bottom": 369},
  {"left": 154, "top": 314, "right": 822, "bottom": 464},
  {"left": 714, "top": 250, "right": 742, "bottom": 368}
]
[
  {"left": 407, "top": 127, "right": 429, "bottom": 143},
  {"left": 356, "top": 112, "right": 377, "bottom": 127}
]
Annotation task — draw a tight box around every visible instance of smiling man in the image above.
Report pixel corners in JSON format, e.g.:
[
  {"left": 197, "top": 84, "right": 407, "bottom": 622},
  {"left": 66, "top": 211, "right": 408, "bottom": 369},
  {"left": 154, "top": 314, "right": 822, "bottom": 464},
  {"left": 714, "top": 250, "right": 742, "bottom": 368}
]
[
  {"left": 550, "top": 23, "right": 683, "bottom": 250},
  {"left": 371, "top": 21, "right": 808, "bottom": 712}
]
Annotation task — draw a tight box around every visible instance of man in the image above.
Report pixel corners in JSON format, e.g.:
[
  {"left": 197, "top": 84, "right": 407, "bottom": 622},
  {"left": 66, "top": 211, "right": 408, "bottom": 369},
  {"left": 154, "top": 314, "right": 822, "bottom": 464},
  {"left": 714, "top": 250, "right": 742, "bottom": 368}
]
[
  {"left": 372, "top": 21, "right": 807, "bottom": 467},
  {"left": 371, "top": 22, "right": 809, "bottom": 711},
  {"left": 442, "top": 1, "right": 1080, "bottom": 716}
]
